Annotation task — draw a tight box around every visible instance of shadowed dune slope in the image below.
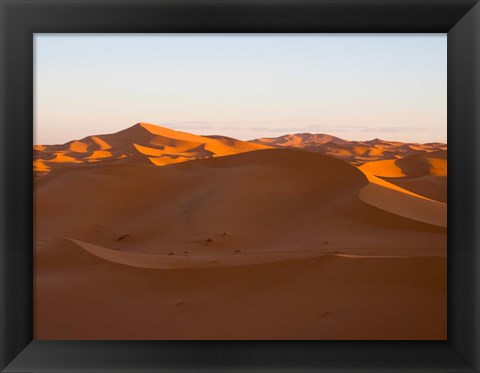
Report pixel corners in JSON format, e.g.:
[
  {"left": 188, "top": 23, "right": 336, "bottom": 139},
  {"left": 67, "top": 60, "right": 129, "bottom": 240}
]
[
  {"left": 395, "top": 150, "right": 447, "bottom": 177},
  {"left": 35, "top": 148, "right": 446, "bottom": 258},
  {"left": 382, "top": 175, "right": 447, "bottom": 203}
]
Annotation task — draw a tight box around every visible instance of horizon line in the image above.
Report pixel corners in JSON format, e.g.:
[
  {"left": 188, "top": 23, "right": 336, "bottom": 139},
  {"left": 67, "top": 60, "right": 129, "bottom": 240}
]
[{"left": 33, "top": 122, "right": 448, "bottom": 146}]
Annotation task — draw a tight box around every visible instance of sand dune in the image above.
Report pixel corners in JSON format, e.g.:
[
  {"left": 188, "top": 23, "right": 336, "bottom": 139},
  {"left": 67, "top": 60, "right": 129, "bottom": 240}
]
[
  {"left": 359, "top": 150, "right": 447, "bottom": 178},
  {"left": 34, "top": 124, "right": 447, "bottom": 340},
  {"left": 396, "top": 150, "right": 447, "bottom": 177},
  {"left": 359, "top": 150, "right": 447, "bottom": 203},
  {"left": 34, "top": 122, "right": 269, "bottom": 176}
]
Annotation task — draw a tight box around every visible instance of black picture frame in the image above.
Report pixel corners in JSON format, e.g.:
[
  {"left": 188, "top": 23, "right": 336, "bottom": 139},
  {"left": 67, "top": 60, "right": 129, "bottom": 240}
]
[{"left": 1, "top": 0, "right": 479, "bottom": 372}]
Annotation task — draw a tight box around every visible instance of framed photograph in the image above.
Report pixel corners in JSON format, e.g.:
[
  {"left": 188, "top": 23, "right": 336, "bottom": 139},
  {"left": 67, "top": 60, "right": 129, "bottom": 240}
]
[{"left": 1, "top": 0, "right": 479, "bottom": 372}]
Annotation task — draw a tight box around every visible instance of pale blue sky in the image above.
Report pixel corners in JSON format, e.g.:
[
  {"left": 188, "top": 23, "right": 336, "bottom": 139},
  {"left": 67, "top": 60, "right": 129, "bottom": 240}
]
[{"left": 34, "top": 34, "right": 447, "bottom": 145}]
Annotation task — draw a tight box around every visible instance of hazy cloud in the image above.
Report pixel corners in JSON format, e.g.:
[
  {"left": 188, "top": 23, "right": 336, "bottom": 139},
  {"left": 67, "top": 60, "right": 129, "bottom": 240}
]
[
  {"left": 359, "top": 126, "right": 428, "bottom": 133},
  {"left": 156, "top": 121, "right": 436, "bottom": 143}
]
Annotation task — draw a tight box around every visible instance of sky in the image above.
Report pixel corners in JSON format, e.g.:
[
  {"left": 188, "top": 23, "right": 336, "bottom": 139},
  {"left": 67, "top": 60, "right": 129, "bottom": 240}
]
[{"left": 34, "top": 34, "right": 447, "bottom": 145}]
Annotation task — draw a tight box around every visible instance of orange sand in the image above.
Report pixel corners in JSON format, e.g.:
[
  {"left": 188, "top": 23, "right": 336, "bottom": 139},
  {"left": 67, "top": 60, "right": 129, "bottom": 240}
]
[{"left": 33, "top": 124, "right": 447, "bottom": 340}]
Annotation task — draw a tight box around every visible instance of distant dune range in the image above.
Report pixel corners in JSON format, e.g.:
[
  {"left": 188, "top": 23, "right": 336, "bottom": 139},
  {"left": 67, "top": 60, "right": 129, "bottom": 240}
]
[
  {"left": 33, "top": 122, "right": 269, "bottom": 175},
  {"left": 34, "top": 123, "right": 447, "bottom": 340},
  {"left": 251, "top": 133, "right": 446, "bottom": 166}
]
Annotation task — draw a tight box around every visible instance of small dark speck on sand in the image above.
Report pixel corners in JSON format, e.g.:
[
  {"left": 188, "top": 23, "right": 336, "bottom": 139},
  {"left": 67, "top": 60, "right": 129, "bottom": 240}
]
[{"left": 117, "top": 234, "right": 130, "bottom": 242}]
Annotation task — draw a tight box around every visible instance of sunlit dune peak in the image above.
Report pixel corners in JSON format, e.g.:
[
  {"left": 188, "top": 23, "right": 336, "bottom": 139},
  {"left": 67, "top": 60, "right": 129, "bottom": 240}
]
[
  {"left": 365, "top": 138, "right": 384, "bottom": 144},
  {"left": 135, "top": 122, "right": 190, "bottom": 136},
  {"left": 125, "top": 122, "right": 214, "bottom": 143},
  {"left": 114, "top": 122, "right": 187, "bottom": 138},
  {"left": 136, "top": 122, "right": 171, "bottom": 131}
]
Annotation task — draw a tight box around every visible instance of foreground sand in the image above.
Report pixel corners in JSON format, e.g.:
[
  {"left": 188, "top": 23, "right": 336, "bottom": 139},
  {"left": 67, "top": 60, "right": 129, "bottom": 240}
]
[
  {"left": 34, "top": 146, "right": 446, "bottom": 340},
  {"left": 34, "top": 238, "right": 445, "bottom": 340}
]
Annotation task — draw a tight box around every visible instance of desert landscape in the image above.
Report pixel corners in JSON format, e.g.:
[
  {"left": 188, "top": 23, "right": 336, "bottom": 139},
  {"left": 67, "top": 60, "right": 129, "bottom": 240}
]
[{"left": 33, "top": 122, "right": 447, "bottom": 340}]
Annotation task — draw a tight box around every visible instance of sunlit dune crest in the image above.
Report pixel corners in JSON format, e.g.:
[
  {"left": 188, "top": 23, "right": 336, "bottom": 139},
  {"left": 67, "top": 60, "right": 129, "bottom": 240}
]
[
  {"left": 132, "top": 143, "right": 165, "bottom": 157},
  {"left": 50, "top": 152, "right": 83, "bottom": 163},
  {"left": 90, "top": 136, "right": 112, "bottom": 150},
  {"left": 88, "top": 150, "right": 112, "bottom": 159},
  {"left": 68, "top": 140, "right": 90, "bottom": 153},
  {"left": 148, "top": 156, "right": 190, "bottom": 166},
  {"left": 359, "top": 159, "right": 406, "bottom": 178}
]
